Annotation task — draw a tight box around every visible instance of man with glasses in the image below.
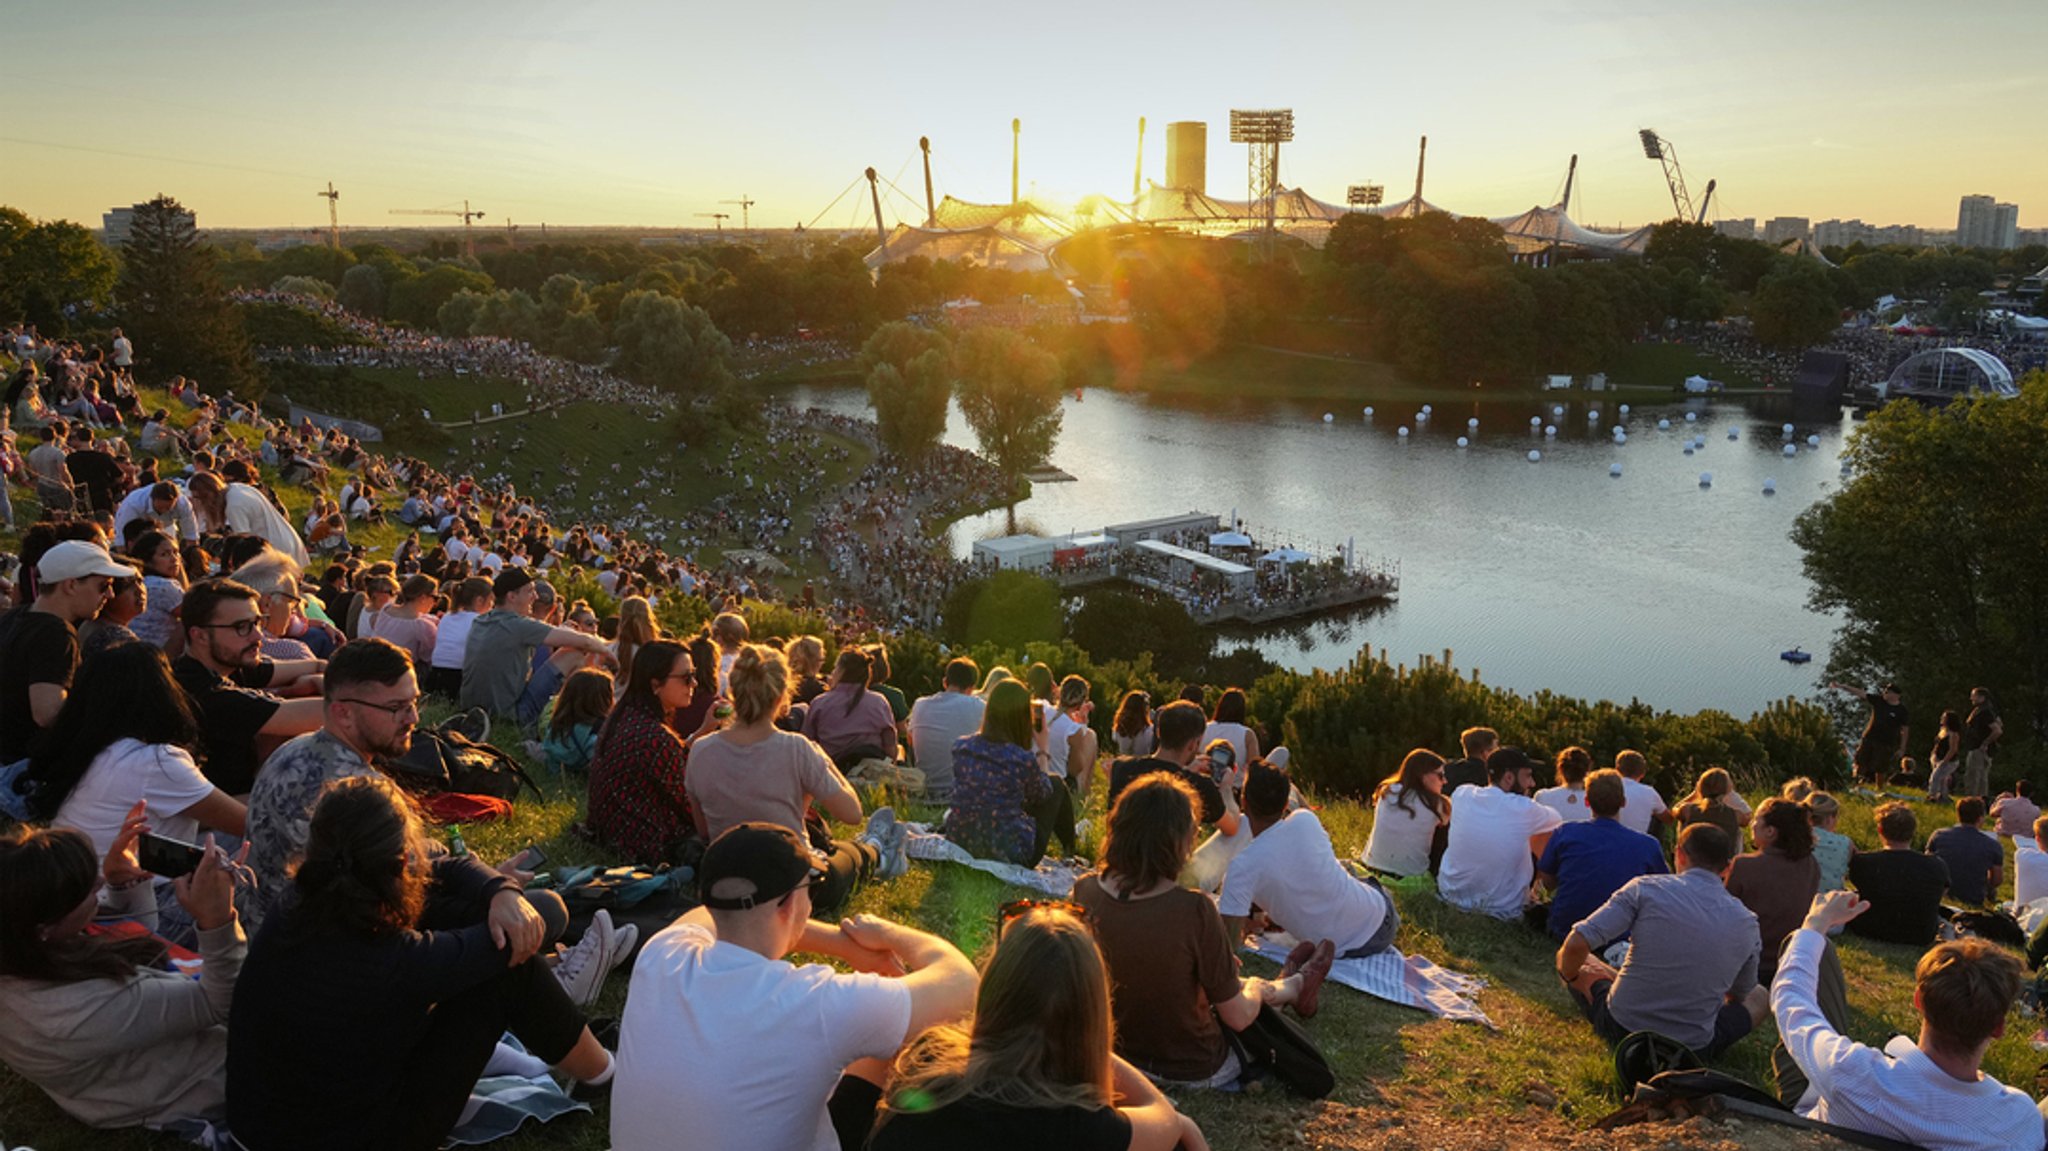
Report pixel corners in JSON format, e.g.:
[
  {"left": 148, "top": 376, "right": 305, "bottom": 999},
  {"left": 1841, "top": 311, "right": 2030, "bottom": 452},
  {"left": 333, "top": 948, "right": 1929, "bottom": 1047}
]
[
  {"left": 0, "top": 540, "right": 134, "bottom": 768},
  {"left": 612, "top": 822, "right": 978, "bottom": 1151},
  {"left": 172, "top": 579, "right": 326, "bottom": 798}
]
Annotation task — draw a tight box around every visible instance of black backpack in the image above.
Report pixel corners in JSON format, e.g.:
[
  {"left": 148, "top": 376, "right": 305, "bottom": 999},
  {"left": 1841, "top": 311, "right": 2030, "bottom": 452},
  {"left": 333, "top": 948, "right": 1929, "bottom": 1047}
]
[{"left": 389, "top": 727, "right": 541, "bottom": 802}]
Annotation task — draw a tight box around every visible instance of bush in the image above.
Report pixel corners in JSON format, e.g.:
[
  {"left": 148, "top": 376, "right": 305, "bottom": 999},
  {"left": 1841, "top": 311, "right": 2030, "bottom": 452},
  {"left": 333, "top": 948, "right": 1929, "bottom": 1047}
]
[{"left": 939, "top": 571, "right": 1062, "bottom": 650}]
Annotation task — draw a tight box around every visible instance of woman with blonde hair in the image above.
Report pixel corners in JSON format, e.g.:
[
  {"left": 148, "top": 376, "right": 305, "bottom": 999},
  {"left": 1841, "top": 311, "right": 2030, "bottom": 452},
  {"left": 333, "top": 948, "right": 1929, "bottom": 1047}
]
[
  {"left": 786, "top": 634, "right": 828, "bottom": 705},
  {"left": 611, "top": 596, "right": 660, "bottom": 699},
  {"left": 871, "top": 904, "right": 1208, "bottom": 1150}
]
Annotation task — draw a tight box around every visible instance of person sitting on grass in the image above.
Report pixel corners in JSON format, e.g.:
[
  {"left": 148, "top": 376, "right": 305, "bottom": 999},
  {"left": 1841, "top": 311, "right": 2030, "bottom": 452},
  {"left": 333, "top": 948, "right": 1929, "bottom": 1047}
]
[
  {"left": 1672, "top": 767, "right": 1752, "bottom": 842},
  {"left": 869, "top": 902, "right": 1210, "bottom": 1151},
  {"left": 1363, "top": 748, "right": 1450, "bottom": 879},
  {"left": 1846, "top": 802, "right": 1951, "bottom": 948},
  {"left": 1533, "top": 745, "right": 1596, "bottom": 824},
  {"left": 1220, "top": 760, "right": 1399, "bottom": 968},
  {"left": 1774, "top": 890, "right": 2046, "bottom": 1151},
  {"left": 1926, "top": 797, "right": 2005, "bottom": 907},
  {"left": 1441, "top": 725, "right": 1498, "bottom": 793},
  {"left": 610, "top": 822, "right": 979, "bottom": 1151},
  {"left": 1071, "top": 774, "right": 1332, "bottom": 1089},
  {"left": 944, "top": 679, "right": 1064, "bottom": 866},
  {"left": 171, "top": 578, "right": 326, "bottom": 799},
  {"left": 0, "top": 814, "right": 244, "bottom": 1137},
  {"left": 1992, "top": 780, "right": 2040, "bottom": 840},
  {"left": 541, "top": 666, "right": 612, "bottom": 775},
  {"left": 1438, "top": 747, "right": 1563, "bottom": 921},
  {"left": 1556, "top": 824, "right": 1767, "bottom": 1059},
  {"left": 1613, "top": 749, "right": 1674, "bottom": 836},
  {"left": 1534, "top": 769, "right": 1667, "bottom": 940},
  {"left": 1104, "top": 699, "right": 1240, "bottom": 839},
  {"left": 801, "top": 646, "right": 900, "bottom": 770},
  {"left": 586, "top": 640, "right": 721, "bottom": 865},
  {"left": 1726, "top": 797, "right": 1821, "bottom": 984},
  {"left": 905, "top": 656, "right": 984, "bottom": 803},
  {"left": 228, "top": 775, "right": 615, "bottom": 1151},
  {"left": 1787, "top": 785, "right": 1855, "bottom": 893}
]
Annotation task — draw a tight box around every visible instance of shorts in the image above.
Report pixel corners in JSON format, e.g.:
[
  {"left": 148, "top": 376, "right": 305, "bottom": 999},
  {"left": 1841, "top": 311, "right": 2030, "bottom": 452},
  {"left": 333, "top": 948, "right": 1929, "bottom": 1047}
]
[{"left": 1574, "top": 977, "right": 1753, "bottom": 1058}]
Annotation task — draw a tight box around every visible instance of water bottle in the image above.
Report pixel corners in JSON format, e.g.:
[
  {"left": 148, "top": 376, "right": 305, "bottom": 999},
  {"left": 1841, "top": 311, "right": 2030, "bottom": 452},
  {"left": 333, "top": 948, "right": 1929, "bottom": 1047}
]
[{"left": 447, "top": 824, "right": 468, "bottom": 858}]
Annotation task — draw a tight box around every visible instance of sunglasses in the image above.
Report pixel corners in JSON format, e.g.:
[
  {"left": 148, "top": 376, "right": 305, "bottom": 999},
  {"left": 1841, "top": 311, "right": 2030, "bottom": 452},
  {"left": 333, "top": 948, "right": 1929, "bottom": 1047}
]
[{"left": 995, "top": 898, "right": 1091, "bottom": 938}]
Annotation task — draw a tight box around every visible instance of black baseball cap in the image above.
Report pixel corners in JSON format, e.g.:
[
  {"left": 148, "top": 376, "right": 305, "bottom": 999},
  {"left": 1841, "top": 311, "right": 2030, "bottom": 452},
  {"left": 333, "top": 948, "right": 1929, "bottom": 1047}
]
[
  {"left": 699, "top": 823, "right": 828, "bottom": 911},
  {"left": 491, "top": 567, "right": 534, "bottom": 600},
  {"left": 1489, "top": 746, "right": 1535, "bottom": 782}
]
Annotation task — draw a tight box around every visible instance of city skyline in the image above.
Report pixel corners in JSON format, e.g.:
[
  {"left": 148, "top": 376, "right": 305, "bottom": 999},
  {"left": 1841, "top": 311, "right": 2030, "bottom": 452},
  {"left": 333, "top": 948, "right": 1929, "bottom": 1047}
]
[{"left": 5, "top": 0, "right": 2044, "bottom": 233}]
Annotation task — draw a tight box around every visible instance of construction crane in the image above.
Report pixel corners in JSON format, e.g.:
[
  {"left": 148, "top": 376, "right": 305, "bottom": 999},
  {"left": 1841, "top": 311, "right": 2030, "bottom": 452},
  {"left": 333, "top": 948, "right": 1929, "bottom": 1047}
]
[
  {"left": 316, "top": 182, "right": 340, "bottom": 250},
  {"left": 389, "top": 200, "right": 485, "bottom": 259},
  {"left": 695, "top": 212, "right": 731, "bottom": 233},
  {"left": 504, "top": 218, "right": 519, "bottom": 248},
  {"left": 720, "top": 195, "right": 756, "bottom": 232},
  {"left": 1637, "top": 129, "right": 1698, "bottom": 223}
]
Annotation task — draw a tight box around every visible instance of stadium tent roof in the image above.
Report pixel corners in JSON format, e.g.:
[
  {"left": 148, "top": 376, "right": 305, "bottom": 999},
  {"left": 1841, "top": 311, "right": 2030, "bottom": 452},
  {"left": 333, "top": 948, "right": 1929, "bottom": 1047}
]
[
  {"left": 1488, "top": 204, "right": 1654, "bottom": 258},
  {"left": 1883, "top": 347, "right": 2018, "bottom": 399}
]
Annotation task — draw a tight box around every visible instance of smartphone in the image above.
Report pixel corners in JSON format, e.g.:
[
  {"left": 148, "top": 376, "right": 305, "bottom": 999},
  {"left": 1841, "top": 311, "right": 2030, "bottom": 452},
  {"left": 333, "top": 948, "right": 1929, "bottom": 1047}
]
[
  {"left": 1208, "top": 746, "right": 1236, "bottom": 785},
  {"left": 514, "top": 845, "right": 548, "bottom": 870},
  {"left": 139, "top": 833, "right": 205, "bottom": 879}
]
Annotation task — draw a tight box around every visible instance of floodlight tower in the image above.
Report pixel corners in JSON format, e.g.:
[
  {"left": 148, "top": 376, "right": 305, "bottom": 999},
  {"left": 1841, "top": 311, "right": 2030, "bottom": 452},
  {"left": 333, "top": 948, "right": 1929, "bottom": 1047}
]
[
  {"left": 1229, "top": 108, "right": 1293, "bottom": 246},
  {"left": 1638, "top": 129, "right": 1696, "bottom": 222},
  {"left": 1347, "top": 183, "right": 1385, "bottom": 211}
]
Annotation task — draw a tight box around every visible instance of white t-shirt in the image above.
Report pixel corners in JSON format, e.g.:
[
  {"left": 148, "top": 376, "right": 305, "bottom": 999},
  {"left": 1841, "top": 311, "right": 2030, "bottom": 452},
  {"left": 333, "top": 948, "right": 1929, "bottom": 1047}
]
[
  {"left": 1203, "top": 721, "right": 1253, "bottom": 766},
  {"left": 1365, "top": 784, "right": 1443, "bottom": 877},
  {"left": 1045, "top": 711, "right": 1086, "bottom": 779},
  {"left": 52, "top": 739, "right": 216, "bottom": 869},
  {"left": 431, "top": 610, "right": 478, "bottom": 670},
  {"left": 1617, "top": 778, "right": 1670, "bottom": 835},
  {"left": 111, "top": 336, "right": 133, "bottom": 366},
  {"left": 1220, "top": 810, "right": 1386, "bottom": 955},
  {"left": 2013, "top": 838, "right": 2048, "bottom": 910},
  {"left": 1438, "top": 784, "right": 1563, "bottom": 919},
  {"left": 1534, "top": 785, "right": 1594, "bottom": 824},
  {"left": 611, "top": 921, "right": 912, "bottom": 1151}
]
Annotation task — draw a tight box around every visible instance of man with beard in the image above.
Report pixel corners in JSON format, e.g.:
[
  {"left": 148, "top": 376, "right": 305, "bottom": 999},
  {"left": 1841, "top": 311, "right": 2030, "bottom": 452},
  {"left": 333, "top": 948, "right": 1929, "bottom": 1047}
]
[
  {"left": 239, "top": 638, "right": 420, "bottom": 933},
  {"left": 172, "top": 579, "right": 325, "bottom": 799}
]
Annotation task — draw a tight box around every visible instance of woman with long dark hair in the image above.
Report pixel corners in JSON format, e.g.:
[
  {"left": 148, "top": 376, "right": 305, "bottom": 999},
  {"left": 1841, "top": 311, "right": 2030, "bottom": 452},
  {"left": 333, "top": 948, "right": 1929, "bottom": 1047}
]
[
  {"left": 1110, "top": 690, "right": 1155, "bottom": 757},
  {"left": 227, "top": 775, "right": 612, "bottom": 1151},
  {"left": 871, "top": 904, "right": 1209, "bottom": 1150},
  {"left": 1201, "top": 687, "right": 1261, "bottom": 769},
  {"left": 801, "top": 646, "right": 898, "bottom": 767},
  {"left": 1927, "top": 709, "right": 1963, "bottom": 802},
  {"left": 1725, "top": 796, "right": 1819, "bottom": 983},
  {"left": 1364, "top": 749, "right": 1450, "bottom": 878},
  {"left": 946, "top": 680, "right": 1072, "bottom": 866},
  {"left": 0, "top": 813, "right": 244, "bottom": 1133},
  {"left": 587, "top": 640, "right": 720, "bottom": 863}
]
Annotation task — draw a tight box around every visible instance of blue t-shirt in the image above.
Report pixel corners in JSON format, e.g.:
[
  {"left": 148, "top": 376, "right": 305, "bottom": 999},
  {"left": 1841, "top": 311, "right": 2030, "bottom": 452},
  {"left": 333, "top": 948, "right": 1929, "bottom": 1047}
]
[{"left": 1538, "top": 817, "right": 1669, "bottom": 939}]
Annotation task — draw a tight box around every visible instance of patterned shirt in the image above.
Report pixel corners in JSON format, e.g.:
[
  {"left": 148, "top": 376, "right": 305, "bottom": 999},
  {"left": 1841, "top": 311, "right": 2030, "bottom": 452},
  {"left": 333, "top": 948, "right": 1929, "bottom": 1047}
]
[
  {"left": 944, "top": 735, "right": 1049, "bottom": 865},
  {"left": 242, "top": 730, "right": 381, "bottom": 933},
  {"left": 587, "top": 706, "right": 692, "bottom": 863}
]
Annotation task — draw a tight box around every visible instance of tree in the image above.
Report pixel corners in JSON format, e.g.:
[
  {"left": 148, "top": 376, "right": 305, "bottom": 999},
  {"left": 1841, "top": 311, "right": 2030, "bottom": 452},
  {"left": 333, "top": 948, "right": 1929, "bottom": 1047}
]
[
  {"left": 270, "top": 274, "right": 335, "bottom": 300},
  {"left": 939, "top": 571, "right": 1063, "bottom": 649},
  {"left": 339, "top": 263, "right": 385, "bottom": 316},
  {"left": 1792, "top": 374, "right": 2048, "bottom": 756},
  {"left": 553, "top": 309, "right": 608, "bottom": 364},
  {"left": 859, "top": 322, "right": 952, "bottom": 459},
  {"left": 952, "top": 327, "right": 1063, "bottom": 503},
  {"left": 1749, "top": 258, "right": 1840, "bottom": 352},
  {"left": 610, "top": 289, "right": 732, "bottom": 396},
  {"left": 385, "top": 262, "right": 495, "bottom": 328},
  {"left": 0, "top": 211, "right": 117, "bottom": 330},
  {"left": 114, "top": 195, "right": 257, "bottom": 394}
]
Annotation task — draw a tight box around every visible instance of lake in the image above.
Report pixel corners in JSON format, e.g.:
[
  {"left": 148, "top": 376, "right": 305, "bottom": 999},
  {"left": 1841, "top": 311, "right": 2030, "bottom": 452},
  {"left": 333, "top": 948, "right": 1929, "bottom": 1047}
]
[{"left": 782, "top": 382, "right": 1853, "bottom": 717}]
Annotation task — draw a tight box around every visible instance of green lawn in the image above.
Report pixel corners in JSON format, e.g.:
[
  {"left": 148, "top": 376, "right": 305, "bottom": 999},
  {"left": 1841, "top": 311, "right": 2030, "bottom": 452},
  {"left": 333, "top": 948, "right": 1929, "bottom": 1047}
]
[{"left": 1601, "top": 341, "right": 1767, "bottom": 393}]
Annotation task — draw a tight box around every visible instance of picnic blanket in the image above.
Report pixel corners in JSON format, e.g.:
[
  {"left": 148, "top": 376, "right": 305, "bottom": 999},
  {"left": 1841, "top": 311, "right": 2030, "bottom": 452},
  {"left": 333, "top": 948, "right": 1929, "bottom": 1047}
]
[
  {"left": 1246, "top": 933, "right": 1494, "bottom": 1030},
  {"left": 445, "top": 1038, "right": 591, "bottom": 1146},
  {"left": 903, "top": 824, "right": 1087, "bottom": 897}
]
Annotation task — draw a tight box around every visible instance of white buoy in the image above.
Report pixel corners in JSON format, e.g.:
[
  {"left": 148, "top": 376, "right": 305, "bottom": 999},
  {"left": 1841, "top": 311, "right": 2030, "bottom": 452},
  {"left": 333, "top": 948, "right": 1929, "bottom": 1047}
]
[
  {"left": 1657, "top": 418, "right": 1671, "bottom": 429},
  {"left": 1783, "top": 443, "right": 1798, "bottom": 457},
  {"left": 1684, "top": 445, "right": 1695, "bottom": 455},
  {"left": 1699, "top": 472, "right": 1713, "bottom": 486},
  {"left": 1397, "top": 426, "right": 1410, "bottom": 438},
  {"left": 1612, "top": 425, "right": 1625, "bottom": 436},
  {"left": 1545, "top": 425, "right": 1557, "bottom": 437},
  {"left": 1807, "top": 434, "right": 1820, "bottom": 447},
  {"left": 1415, "top": 411, "right": 1428, "bottom": 422},
  {"left": 1782, "top": 423, "right": 1795, "bottom": 437},
  {"left": 1323, "top": 413, "right": 1334, "bottom": 423},
  {"left": 1530, "top": 416, "right": 1542, "bottom": 427},
  {"left": 1587, "top": 410, "right": 1600, "bottom": 422},
  {"left": 1552, "top": 405, "right": 1564, "bottom": 416},
  {"left": 1455, "top": 436, "right": 1468, "bottom": 448},
  {"left": 1364, "top": 406, "right": 1374, "bottom": 417},
  {"left": 1728, "top": 428, "right": 1739, "bottom": 440},
  {"left": 1613, "top": 431, "right": 1628, "bottom": 444},
  {"left": 1685, "top": 412, "right": 1698, "bottom": 422},
  {"left": 1694, "top": 436, "right": 1705, "bottom": 449},
  {"left": 1763, "top": 478, "right": 1777, "bottom": 494},
  {"left": 1620, "top": 403, "right": 1631, "bottom": 415},
  {"left": 1468, "top": 417, "right": 1479, "bottom": 428},
  {"left": 1528, "top": 449, "right": 1542, "bottom": 462},
  {"left": 1610, "top": 463, "right": 1623, "bottom": 477},
  {"left": 1422, "top": 404, "right": 1433, "bottom": 415}
]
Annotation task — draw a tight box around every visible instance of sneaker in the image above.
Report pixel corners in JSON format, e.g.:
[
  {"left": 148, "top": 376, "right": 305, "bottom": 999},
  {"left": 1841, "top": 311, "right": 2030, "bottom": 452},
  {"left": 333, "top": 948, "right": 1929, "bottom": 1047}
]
[
  {"left": 554, "top": 909, "right": 617, "bottom": 1011},
  {"left": 607, "top": 920, "right": 640, "bottom": 973},
  {"left": 1279, "top": 939, "right": 1317, "bottom": 980},
  {"left": 861, "top": 807, "right": 910, "bottom": 880},
  {"left": 1293, "top": 939, "right": 1336, "bottom": 1019},
  {"left": 440, "top": 707, "right": 490, "bottom": 744}
]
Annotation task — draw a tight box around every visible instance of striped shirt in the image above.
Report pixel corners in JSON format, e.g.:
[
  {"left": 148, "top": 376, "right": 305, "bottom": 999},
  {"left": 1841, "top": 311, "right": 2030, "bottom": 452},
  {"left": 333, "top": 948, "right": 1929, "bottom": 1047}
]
[{"left": 1774, "top": 929, "right": 2047, "bottom": 1151}]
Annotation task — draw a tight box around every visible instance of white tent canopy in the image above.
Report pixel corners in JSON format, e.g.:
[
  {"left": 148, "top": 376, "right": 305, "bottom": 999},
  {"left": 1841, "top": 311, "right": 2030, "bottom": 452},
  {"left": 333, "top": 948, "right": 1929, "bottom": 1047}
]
[
  {"left": 1209, "top": 531, "right": 1253, "bottom": 548},
  {"left": 1260, "top": 547, "right": 1312, "bottom": 565}
]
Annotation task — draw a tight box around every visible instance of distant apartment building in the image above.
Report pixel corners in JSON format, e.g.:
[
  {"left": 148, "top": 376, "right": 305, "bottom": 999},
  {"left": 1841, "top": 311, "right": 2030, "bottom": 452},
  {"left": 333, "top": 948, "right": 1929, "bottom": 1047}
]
[
  {"left": 1871, "top": 224, "right": 1925, "bottom": 247},
  {"left": 1956, "top": 194, "right": 2019, "bottom": 250},
  {"left": 102, "top": 201, "right": 197, "bottom": 246},
  {"left": 2018, "top": 228, "right": 2048, "bottom": 249},
  {"left": 1994, "top": 202, "right": 2020, "bottom": 250},
  {"left": 1813, "top": 218, "right": 1874, "bottom": 248},
  {"left": 1763, "top": 217, "right": 1810, "bottom": 244},
  {"left": 1713, "top": 218, "right": 1756, "bottom": 240}
]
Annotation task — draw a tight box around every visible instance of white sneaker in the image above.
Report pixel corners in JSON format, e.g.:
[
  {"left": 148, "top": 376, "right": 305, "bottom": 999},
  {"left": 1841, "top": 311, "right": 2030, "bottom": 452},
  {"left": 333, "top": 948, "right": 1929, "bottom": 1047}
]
[
  {"left": 607, "top": 919, "right": 640, "bottom": 974},
  {"left": 554, "top": 909, "right": 617, "bottom": 1011},
  {"left": 862, "top": 807, "right": 909, "bottom": 880}
]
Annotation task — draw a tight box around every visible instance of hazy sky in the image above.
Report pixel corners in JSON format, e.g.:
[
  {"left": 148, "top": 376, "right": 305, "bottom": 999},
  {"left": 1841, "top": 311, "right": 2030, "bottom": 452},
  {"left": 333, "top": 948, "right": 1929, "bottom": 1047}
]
[{"left": 6, "top": 0, "right": 2042, "bottom": 232}]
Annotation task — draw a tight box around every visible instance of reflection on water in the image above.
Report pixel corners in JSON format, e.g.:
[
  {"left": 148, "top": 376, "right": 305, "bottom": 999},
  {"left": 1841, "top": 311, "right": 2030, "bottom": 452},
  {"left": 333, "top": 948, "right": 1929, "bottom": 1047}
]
[{"left": 782, "top": 382, "right": 1851, "bottom": 716}]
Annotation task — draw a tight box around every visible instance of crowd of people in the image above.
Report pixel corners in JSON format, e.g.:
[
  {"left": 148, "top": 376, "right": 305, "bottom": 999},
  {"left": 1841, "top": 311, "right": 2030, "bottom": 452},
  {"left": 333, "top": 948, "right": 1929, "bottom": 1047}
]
[{"left": 1671, "top": 320, "right": 2048, "bottom": 392}]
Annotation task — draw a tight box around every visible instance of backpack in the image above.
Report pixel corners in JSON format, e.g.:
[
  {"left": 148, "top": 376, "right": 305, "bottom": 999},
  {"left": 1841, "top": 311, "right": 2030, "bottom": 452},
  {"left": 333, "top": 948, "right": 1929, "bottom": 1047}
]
[{"left": 389, "top": 727, "right": 541, "bottom": 802}]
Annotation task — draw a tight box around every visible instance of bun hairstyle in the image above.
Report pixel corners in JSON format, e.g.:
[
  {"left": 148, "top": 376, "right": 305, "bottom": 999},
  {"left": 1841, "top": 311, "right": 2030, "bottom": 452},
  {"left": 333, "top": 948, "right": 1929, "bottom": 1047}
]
[
  {"left": 729, "top": 643, "right": 792, "bottom": 726},
  {"left": 1056, "top": 675, "right": 1091, "bottom": 712}
]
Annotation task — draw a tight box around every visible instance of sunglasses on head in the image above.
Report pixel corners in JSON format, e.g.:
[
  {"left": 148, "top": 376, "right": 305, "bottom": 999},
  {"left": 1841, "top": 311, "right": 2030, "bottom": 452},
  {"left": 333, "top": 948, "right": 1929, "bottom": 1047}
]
[{"left": 995, "top": 898, "right": 1090, "bottom": 938}]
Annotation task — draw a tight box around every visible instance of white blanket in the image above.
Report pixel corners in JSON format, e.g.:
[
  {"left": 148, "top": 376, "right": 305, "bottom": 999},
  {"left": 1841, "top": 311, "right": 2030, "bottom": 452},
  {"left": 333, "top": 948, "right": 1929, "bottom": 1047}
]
[
  {"left": 904, "top": 825, "right": 1088, "bottom": 897},
  {"left": 1246, "top": 933, "right": 1494, "bottom": 1030}
]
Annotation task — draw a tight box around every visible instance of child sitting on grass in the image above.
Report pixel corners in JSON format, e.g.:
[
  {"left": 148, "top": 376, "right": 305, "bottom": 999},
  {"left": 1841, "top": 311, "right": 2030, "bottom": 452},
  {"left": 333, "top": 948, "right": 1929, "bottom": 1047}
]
[{"left": 543, "top": 668, "right": 614, "bottom": 775}]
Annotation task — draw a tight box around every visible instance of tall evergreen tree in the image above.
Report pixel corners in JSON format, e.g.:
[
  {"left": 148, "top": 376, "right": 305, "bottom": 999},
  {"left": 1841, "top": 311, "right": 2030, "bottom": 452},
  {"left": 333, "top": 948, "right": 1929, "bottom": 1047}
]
[{"left": 115, "top": 195, "right": 258, "bottom": 395}]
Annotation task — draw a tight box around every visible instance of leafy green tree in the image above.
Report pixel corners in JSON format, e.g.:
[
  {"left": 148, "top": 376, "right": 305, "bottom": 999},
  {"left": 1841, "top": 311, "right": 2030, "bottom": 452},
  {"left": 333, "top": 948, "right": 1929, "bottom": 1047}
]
[
  {"left": 0, "top": 211, "right": 117, "bottom": 330},
  {"left": 114, "top": 195, "right": 257, "bottom": 393},
  {"left": 611, "top": 289, "right": 732, "bottom": 396},
  {"left": 339, "top": 263, "right": 385, "bottom": 316},
  {"left": 1793, "top": 374, "right": 2048, "bottom": 756},
  {"left": 1067, "top": 590, "right": 1213, "bottom": 678},
  {"left": 437, "top": 289, "right": 489, "bottom": 337},
  {"left": 385, "top": 262, "right": 494, "bottom": 328},
  {"left": 267, "top": 243, "right": 355, "bottom": 286},
  {"left": 471, "top": 289, "right": 541, "bottom": 339},
  {"left": 553, "top": 309, "right": 608, "bottom": 364},
  {"left": 859, "top": 322, "right": 952, "bottom": 459},
  {"left": 952, "top": 327, "right": 1063, "bottom": 500},
  {"left": 270, "top": 274, "right": 336, "bottom": 300},
  {"left": 1749, "top": 258, "right": 1840, "bottom": 352},
  {"left": 939, "top": 571, "right": 1063, "bottom": 649}
]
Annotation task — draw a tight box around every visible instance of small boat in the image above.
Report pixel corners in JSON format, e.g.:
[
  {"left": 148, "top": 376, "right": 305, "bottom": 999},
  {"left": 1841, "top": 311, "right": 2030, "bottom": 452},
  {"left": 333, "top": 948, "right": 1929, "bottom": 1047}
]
[{"left": 1780, "top": 648, "right": 1813, "bottom": 664}]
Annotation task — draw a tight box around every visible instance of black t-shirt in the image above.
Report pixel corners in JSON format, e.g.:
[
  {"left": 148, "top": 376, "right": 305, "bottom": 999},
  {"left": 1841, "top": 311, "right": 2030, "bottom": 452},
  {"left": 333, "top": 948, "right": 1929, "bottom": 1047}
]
[
  {"left": 1847, "top": 849, "right": 1950, "bottom": 946},
  {"left": 1105, "top": 756, "right": 1224, "bottom": 825},
  {"left": 173, "top": 655, "right": 283, "bottom": 795},
  {"left": 1963, "top": 704, "right": 2001, "bottom": 753},
  {"left": 1926, "top": 826, "right": 2005, "bottom": 905},
  {"left": 0, "top": 607, "right": 78, "bottom": 762},
  {"left": 1859, "top": 692, "right": 1909, "bottom": 747},
  {"left": 65, "top": 448, "right": 125, "bottom": 510},
  {"left": 1443, "top": 756, "right": 1491, "bottom": 794},
  {"left": 868, "top": 1095, "right": 1131, "bottom": 1151}
]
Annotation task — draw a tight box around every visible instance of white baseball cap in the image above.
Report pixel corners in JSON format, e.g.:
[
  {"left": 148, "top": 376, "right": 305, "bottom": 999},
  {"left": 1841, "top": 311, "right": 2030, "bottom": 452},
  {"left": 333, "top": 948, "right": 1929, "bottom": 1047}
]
[{"left": 38, "top": 540, "right": 139, "bottom": 584}]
